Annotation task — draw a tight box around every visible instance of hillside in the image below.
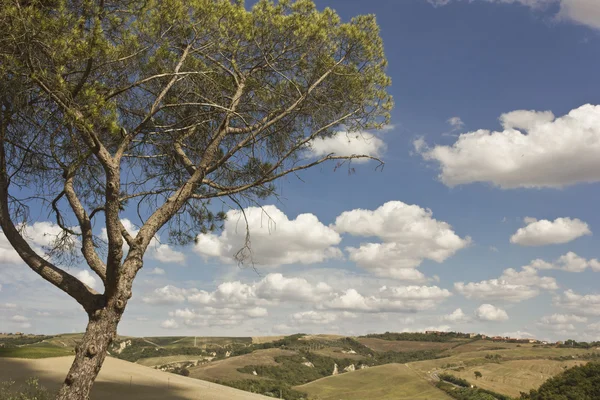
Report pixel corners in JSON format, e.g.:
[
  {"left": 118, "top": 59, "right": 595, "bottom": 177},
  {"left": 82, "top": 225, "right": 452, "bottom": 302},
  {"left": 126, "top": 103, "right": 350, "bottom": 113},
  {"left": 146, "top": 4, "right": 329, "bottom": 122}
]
[
  {"left": 296, "top": 363, "right": 453, "bottom": 400},
  {"left": 0, "top": 356, "right": 271, "bottom": 400},
  {"left": 3, "top": 333, "right": 600, "bottom": 400}
]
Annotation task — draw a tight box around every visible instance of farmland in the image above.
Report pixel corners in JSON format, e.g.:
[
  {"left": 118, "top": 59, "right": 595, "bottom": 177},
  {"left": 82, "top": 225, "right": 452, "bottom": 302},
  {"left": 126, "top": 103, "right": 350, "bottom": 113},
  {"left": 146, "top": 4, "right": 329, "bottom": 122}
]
[
  {"left": 296, "top": 363, "right": 453, "bottom": 400},
  {"left": 2, "top": 332, "right": 600, "bottom": 399}
]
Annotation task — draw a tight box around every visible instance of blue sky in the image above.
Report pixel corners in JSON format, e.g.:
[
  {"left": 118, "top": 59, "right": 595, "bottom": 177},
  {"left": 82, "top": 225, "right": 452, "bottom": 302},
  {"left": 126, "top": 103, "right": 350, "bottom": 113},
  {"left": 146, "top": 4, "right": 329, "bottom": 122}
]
[{"left": 2, "top": 0, "right": 600, "bottom": 341}]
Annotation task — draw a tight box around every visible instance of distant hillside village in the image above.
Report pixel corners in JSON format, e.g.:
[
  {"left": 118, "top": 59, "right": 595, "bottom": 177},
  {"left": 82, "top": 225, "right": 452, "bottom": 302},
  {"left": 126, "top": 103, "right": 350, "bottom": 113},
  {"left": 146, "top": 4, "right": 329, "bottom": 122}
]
[
  {"left": 423, "top": 330, "right": 560, "bottom": 345},
  {"left": 0, "top": 330, "right": 575, "bottom": 347}
]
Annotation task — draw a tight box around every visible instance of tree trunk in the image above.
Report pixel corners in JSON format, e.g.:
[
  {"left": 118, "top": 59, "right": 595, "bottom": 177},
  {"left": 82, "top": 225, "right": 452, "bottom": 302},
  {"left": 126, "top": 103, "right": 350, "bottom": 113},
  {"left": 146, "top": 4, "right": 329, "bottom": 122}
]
[{"left": 55, "top": 306, "right": 120, "bottom": 400}]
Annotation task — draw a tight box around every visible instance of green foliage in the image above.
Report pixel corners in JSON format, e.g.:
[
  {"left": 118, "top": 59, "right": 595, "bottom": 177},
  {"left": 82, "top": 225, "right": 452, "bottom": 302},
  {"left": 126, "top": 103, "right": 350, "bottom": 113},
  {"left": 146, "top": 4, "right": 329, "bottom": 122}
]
[
  {"left": 0, "top": 346, "right": 73, "bottom": 359},
  {"left": 238, "top": 351, "right": 354, "bottom": 386},
  {"left": 0, "top": 378, "right": 51, "bottom": 400},
  {"left": 0, "top": 0, "right": 393, "bottom": 245},
  {"left": 436, "top": 381, "right": 511, "bottom": 400},
  {"left": 439, "top": 373, "right": 471, "bottom": 388},
  {"left": 0, "top": 336, "right": 50, "bottom": 348},
  {"left": 474, "top": 371, "right": 483, "bottom": 379},
  {"left": 520, "top": 362, "right": 600, "bottom": 400},
  {"left": 363, "top": 331, "right": 470, "bottom": 342}
]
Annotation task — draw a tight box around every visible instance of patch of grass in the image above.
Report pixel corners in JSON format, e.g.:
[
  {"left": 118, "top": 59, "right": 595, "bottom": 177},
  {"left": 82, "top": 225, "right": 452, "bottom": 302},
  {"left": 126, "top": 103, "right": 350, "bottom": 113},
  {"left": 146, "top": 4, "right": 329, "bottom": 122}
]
[
  {"left": 296, "top": 363, "right": 453, "bottom": 400},
  {"left": 359, "top": 337, "right": 458, "bottom": 353},
  {"left": 0, "top": 346, "right": 73, "bottom": 359}
]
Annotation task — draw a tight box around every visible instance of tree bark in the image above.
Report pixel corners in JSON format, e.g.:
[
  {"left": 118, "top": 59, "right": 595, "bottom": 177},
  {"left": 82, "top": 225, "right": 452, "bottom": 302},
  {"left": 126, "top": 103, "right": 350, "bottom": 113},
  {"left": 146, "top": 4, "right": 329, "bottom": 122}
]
[{"left": 55, "top": 306, "right": 121, "bottom": 400}]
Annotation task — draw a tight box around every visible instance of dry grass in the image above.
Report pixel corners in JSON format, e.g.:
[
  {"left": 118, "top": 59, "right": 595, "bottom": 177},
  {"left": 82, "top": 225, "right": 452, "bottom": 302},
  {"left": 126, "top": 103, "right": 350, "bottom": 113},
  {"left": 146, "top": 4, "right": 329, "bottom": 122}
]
[
  {"left": 0, "top": 356, "right": 271, "bottom": 400},
  {"left": 296, "top": 363, "right": 452, "bottom": 400},
  {"left": 444, "top": 340, "right": 533, "bottom": 355},
  {"left": 300, "top": 334, "right": 346, "bottom": 342},
  {"left": 312, "top": 347, "right": 365, "bottom": 361},
  {"left": 251, "top": 336, "right": 285, "bottom": 344},
  {"left": 357, "top": 338, "right": 458, "bottom": 353},
  {"left": 188, "top": 348, "right": 296, "bottom": 382},
  {"left": 136, "top": 355, "right": 207, "bottom": 367},
  {"left": 450, "top": 359, "right": 587, "bottom": 397}
]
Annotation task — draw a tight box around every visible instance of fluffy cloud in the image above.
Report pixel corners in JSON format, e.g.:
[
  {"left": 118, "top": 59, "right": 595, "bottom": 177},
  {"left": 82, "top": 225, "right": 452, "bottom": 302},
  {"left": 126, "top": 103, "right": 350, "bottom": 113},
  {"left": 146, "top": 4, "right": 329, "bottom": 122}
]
[
  {"left": 418, "top": 104, "right": 600, "bottom": 188},
  {"left": 75, "top": 270, "right": 99, "bottom": 290},
  {"left": 10, "top": 315, "right": 28, "bottom": 322},
  {"left": 142, "top": 285, "right": 190, "bottom": 305},
  {"left": 443, "top": 308, "right": 471, "bottom": 323},
  {"left": 160, "top": 319, "right": 179, "bottom": 329},
  {"left": 0, "top": 222, "right": 76, "bottom": 264},
  {"left": 475, "top": 304, "right": 509, "bottom": 321},
  {"left": 536, "top": 313, "right": 587, "bottom": 332},
  {"left": 527, "top": 252, "right": 600, "bottom": 272},
  {"left": 253, "top": 274, "right": 332, "bottom": 303},
  {"left": 447, "top": 116, "right": 464, "bottom": 129},
  {"left": 455, "top": 279, "right": 540, "bottom": 302},
  {"left": 539, "top": 313, "right": 587, "bottom": 324},
  {"left": 427, "top": 1, "right": 600, "bottom": 31},
  {"left": 148, "top": 268, "right": 166, "bottom": 276},
  {"left": 335, "top": 201, "right": 470, "bottom": 280},
  {"left": 308, "top": 131, "right": 386, "bottom": 162},
  {"left": 291, "top": 311, "right": 338, "bottom": 325},
  {"left": 326, "top": 285, "right": 452, "bottom": 313},
  {"left": 554, "top": 289, "right": 600, "bottom": 316},
  {"left": 510, "top": 217, "right": 591, "bottom": 246},
  {"left": 502, "top": 331, "right": 535, "bottom": 339},
  {"left": 195, "top": 206, "right": 342, "bottom": 267},
  {"left": 499, "top": 266, "right": 558, "bottom": 290}
]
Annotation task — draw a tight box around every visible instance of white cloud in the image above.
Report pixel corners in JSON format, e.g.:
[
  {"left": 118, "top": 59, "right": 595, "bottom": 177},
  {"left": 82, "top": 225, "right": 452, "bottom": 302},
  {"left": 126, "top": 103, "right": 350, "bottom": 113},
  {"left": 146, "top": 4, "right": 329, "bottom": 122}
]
[
  {"left": 527, "top": 252, "right": 600, "bottom": 272},
  {"left": 308, "top": 131, "right": 386, "bottom": 162},
  {"left": 160, "top": 319, "right": 179, "bottom": 329},
  {"left": 150, "top": 243, "right": 186, "bottom": 265},
  {"left": 418, "top": 104, "right": 600, "bottom": 188},
  {"left": 500, "top": 109, "right": 555, "bottom": 131},
  {"left": 499, "top": 266, "right": 558, "bottom": 290},
  {"left": 554, "top": 289, "right": 600, "bottom": 316},
  {"left": 0, "top": 222, "right": 77, "bottom": 264},
  {"left": 75, "top": 270, "right": 98, "bottom": 290},
  {"left": 427, "top": 1, "right": 600, "bottom": 31},
  {"left": 443, "top": 308, "right": 471, "bottom": 323},
  {"left": 253, "top": 274, "right": 332, "bottom": 303},
  {"left": 557, "top": 0, "right": 600, "bottom": 30},
  {"left": 539, "top": 313, "right": 587, "bottom": 324},
  {"left": 326, "top": 285, "right": 452, "bottom": 313},
  {"left": 510, "top": 217, "right": 591, "bottom": 246},
  {"left": 142, "top": 285, "right": 190, "bottom": 305},
  {"left": 10, "top": 315, "right": 28, "bottom": 322},
  {"left": 148, "top": 268, "right": 166, "bottom": 276},
  {"left": 195, "top": 206, "right": 342, "bottom": 267},
  {"left": 455, "top": 279, "right": 540, "bottom": 302},
  {"left": 188, "top": 281, "right": 259, "bottom": 308},
  {"left": 475, "top": 304, "right": 509, "bottom": 321},
  {"left": 186, "top": 273, "right": 332, "bottom": 311},
  {"left": 502, "top": 331, "right": 535, "bottom": 339},
  {"left": 292, "top": 311, "right": 338, "bottom": 325},
  {"left": 447, "top": 116, "right": 464, "bottom": 129},
  {"left": 335, "top": 201, "right": 470, "bottom": 280}
]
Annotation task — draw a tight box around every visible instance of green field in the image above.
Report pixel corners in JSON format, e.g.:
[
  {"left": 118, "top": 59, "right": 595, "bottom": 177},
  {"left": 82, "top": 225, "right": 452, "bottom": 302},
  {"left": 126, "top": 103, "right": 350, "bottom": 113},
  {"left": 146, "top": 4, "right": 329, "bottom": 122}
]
[
  {"left": 188, "top": 348, "right": 296, "bottom": 382},
  {"left": 296, "top": 363, "right": 452, "bottom": 400},
  {"left": 136, "top": 355, "right": 207, "bottom": 367},
  {"left": 450, "top": 359, "right": 587, "bottom": 397},
  {"left": 0, "top": 345, "right": 74, "bottom": 359}
]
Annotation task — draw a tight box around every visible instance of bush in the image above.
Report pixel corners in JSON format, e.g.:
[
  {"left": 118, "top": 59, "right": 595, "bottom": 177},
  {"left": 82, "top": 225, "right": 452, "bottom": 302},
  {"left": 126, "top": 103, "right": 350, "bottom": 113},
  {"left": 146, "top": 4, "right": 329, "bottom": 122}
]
[
  {"left": 520, "top": 362, "right": 600, "bottom": 399},
  {"left": 0, "top": 378, "right": 51, "bottom": 400}
]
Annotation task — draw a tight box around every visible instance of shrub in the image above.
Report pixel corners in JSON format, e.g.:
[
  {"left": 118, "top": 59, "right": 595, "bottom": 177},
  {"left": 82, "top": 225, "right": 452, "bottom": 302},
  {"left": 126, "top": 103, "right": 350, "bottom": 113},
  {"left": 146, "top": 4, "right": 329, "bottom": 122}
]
[{"left": 0, "top": 378, "right": 51, "bottom": 400}]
